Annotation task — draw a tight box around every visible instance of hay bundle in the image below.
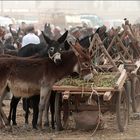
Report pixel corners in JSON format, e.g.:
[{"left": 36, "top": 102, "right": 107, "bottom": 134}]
[{"left": 56, "top": 72, "right": 120, "bottom": 87}]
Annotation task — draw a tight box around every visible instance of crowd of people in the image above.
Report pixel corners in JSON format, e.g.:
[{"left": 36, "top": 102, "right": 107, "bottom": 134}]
[{"left": 0, "top": 20, "right": 100, "bottom": 51}]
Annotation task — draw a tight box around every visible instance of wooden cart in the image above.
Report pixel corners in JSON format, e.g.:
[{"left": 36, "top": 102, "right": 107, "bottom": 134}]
[{"left": 52, "top": 66, "right": 129, "bottom": 132}]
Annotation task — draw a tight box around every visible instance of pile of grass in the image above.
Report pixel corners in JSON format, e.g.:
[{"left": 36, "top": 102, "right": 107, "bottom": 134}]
[{"left": 56, "top": 72, "right": 120, "bottom": 87}]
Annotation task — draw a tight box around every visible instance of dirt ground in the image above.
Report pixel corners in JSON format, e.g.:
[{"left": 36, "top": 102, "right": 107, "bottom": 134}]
[{"left": 1, "top": 100, "right": 140, "bottom": 140}]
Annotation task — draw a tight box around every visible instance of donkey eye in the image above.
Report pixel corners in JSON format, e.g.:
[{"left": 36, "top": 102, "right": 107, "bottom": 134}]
[{"left": 50, "top": 47, "right": 54, "bottom": 52}]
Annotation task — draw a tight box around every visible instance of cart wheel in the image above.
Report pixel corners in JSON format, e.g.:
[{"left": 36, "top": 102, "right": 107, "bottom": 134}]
[
  {"left": 116, "top": 87, "right": 129, "bottom": 132},
  {"left": 55, "top": 93, "right": 69, "bottom": 131},
  {"left": 124, "top": 80, "right": 131, "bottom": 114},
  {"left": 131, "top": 77, "right": 140, "bottom": 112}
]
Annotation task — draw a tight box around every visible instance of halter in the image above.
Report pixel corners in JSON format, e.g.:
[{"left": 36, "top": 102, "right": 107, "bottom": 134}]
[{"left": 48, "top": 52, "right": 61, "bottom": 61}]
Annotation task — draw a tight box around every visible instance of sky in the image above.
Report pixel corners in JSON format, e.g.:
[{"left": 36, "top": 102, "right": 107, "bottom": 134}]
[
  {"left": 0, "top": 1, "right": 140, "bottom": 23},
  {"left": 1, "top": 1, "right": 140, "bottom": 12}
]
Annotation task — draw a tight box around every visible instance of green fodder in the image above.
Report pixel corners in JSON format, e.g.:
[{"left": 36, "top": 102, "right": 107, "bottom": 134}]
[{"left": 56, "top": 72, "right": 120, "bottom": 87}]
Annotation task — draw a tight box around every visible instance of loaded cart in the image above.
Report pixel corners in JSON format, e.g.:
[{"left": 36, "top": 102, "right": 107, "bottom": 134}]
[{"left": 53, "top": 67, "right": 129, "bottom": 132}]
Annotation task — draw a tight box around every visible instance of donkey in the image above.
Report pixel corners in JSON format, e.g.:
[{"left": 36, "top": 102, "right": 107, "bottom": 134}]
[
  {"left": 44, "top": 23, "right": 53, "bottom": 39},
  {"left": 0, "top": 39, "right": 93, "bottom": 129},
  {"left": 9, "top": 26, "right": 22, "bottom": 49},
  {"left": 0, "top": 27, "right": 22, "bottom": 56},
  {"left": 8, "top": 30, "right": 68, "bottom": 129},
  {"left": 39, "top": 23, "right": 53, "bottom": 45}
]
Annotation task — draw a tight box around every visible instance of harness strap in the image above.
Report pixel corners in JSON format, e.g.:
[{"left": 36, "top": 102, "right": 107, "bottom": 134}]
[{"left": 48, "top": 52, "right": 60, "bottom": 60}]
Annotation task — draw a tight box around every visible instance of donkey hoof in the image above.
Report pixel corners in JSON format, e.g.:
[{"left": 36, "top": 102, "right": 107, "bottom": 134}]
[
  {"left": 33, "top": 125, "right": 38, "bottom": 130},
  {"left": 4, "top": 119, "right": 10, "bottom": 126},
  {"left": 7, "top": 120, "right": 11, "bottom": 125},
  {"left": 43, "top": 126, "right": 51, "bottom": 132},
  {"left": 44, "top": 125, "right": 50, "bottom": 131},
  {"left": 23, "top": 123, "right": 30, "bottom": 129},
  {"left": 52, "top": 126, "right": 55, "bottom": 129},
  {"left": 13, "top": 122, "right": 17, "bottom": 125},
  {"left": 44, "top": 122, "right": 49, "bottom": 128},
  {"left": 37, "top": 124, "right": 42, "bottom": 129},
  {"left": 56, "top": 127, "right": 64, "bottom": 131},
  {"left": 4, "top": 125, "right": 13, "bottom": 132}
]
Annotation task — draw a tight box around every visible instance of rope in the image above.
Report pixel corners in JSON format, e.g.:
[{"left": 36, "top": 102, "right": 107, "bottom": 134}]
[
  {"left": 90, "top": 83, "right": 102, "bottom": 137},
  {"left": 81, "top": 84, "right": 84, "bottom": 98},
  {"left": 77, "top": 81, "right": 102, "bottom": 137}
]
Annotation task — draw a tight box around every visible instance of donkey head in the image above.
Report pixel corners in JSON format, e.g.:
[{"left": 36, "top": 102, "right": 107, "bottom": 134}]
[
  {"left": 42, "top": 30, "right": 68, "bottom": 64},
  {"left": 9, "top": 27, "right": 22, "bottom": 49},
  {"left": 67, "top": 36, "right": 93, "bottom": 81},
  {"left": 9, "top": 27, "right": 20, "bottom": 41}
]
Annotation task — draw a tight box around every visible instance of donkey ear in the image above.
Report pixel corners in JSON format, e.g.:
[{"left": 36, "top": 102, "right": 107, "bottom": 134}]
[
  {"left": 57, "top": 30, "right": 68, "bottom": 44},
  {"left": 17, "top": 27, "right": 20, "bottom": 35},
  {"left": 44, "top": 23, "right": 48, "bottom": 30},
  {"left": 9, "top": 26, "right": 14, "bottom": 35},
  {"left": 95, "top": 27, "right": 100, "bottom": 34},
  {"left": 41, "top": 31, "right": 52, "bottom": 44}
]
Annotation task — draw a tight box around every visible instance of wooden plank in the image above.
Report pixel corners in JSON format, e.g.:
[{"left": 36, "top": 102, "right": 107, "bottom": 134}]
[
  {"left": 53, "top": 85, "right": 116, "bottom": 92},
  {"left": 118, "top": 64, "right": 124, "bottom": 72},
  {"left": 100, "top": 44, "right": 119, "bottom": 71},
  {"left": 63, "top": 91, "right": 105, "bottom": 95},
  {"left": 120, "top": 31, "right": 127, "bottom": 40},
  {"left": 103, "top": 91, "right": 113, "bottom": 101},
  {"left": 114, "top": 69, "right": 127, "bottom": 89},
  {"left": 106, "top": 28, "right": 121, "bottom": 52},
  {"left": 106, "top": 35, "right": 117, "bottom": 52},
  {"left": 95, "top": 34, "right": 118, "bottom": 71},
  {"left": 131, "top": 58, "right": 140, "bottom": 74},
  {"left": 88, "top": 34, "right": 97, "bottom": 52},
  {"left": 69, "top": 104, "right": 109, "bottom": 111},
  {"left": 117, "top": 36, "right": 134, "bottom": 63}
]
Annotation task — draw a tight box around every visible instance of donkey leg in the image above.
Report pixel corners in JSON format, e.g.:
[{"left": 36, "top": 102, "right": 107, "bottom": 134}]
[
  {"left": 50, "top": 91, "right": 56, "bottom": 129},
  {"left": 43, "top": 101, "right": 50, "bottom": 128},
  {"left": 0, "top": 113, "right": 4, "bottom": 128},
  {"left": 43, "top": 91, "right": 56, "bottom": 129},
  {"left": 23, "top": 98, "right": 30, "bottom": 125},
  {"left": 32, "top": 95, "right": 40, "bottom": 129},
  {"left": 50, "top": 102, "right": 55, "bottom": 129},
  {"left": 0, "top": 89, "right": 9, "bottom": 126},
  {"left": 8, "top": 103, "right": 12, "bottom": 124},
  {"left": 12, "top": 97, "right": 21, "bottom": 125},
  {"left": 1, "top": 109, "right": 9, "bottom": 125},
  {"left": 38, "top": 87, "right": 51, "bottom": 128},
  {"left": 8, "top": 96, "right": 21, "bottom": 125}
]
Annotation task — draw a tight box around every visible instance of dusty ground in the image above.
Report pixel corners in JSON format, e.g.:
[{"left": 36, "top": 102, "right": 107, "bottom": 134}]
[{"left": 1, "top": 100, "right": 140, "bottom": 140}]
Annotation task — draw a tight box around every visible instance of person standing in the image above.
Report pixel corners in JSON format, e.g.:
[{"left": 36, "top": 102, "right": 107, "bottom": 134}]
[{"left": 21, "top": 24, "right": 40, "bottom": 48}]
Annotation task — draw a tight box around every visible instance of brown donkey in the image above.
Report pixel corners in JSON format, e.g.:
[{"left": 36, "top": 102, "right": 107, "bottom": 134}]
[{"left": 0, "top": 41, "right": 93, "bottom": 129}]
